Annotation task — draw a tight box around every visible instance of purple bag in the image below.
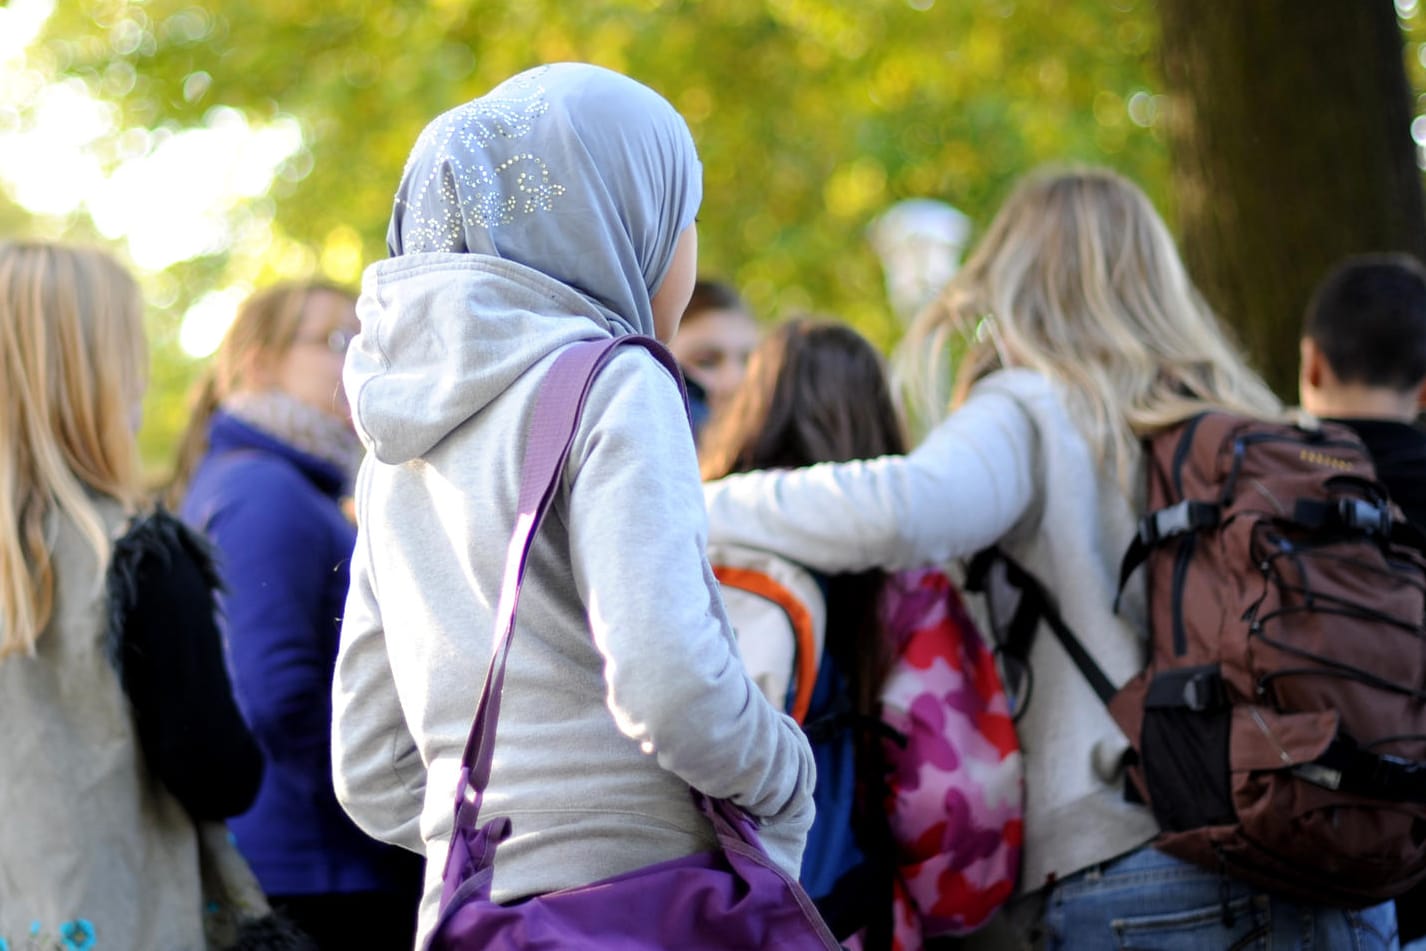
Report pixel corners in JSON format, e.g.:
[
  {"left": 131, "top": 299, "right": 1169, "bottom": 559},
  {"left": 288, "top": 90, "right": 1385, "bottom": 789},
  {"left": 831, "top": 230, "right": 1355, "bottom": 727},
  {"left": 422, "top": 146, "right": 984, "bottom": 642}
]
[{"left": 426, "top": 336, "right": 840, "bottom": 950}]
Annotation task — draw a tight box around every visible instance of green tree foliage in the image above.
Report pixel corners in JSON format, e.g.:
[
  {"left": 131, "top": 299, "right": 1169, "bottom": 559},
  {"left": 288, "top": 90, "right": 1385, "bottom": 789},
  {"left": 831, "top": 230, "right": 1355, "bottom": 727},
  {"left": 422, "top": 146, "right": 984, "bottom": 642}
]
[{"left": 9, "top": 0, "right": 1168, "bottom": 472}]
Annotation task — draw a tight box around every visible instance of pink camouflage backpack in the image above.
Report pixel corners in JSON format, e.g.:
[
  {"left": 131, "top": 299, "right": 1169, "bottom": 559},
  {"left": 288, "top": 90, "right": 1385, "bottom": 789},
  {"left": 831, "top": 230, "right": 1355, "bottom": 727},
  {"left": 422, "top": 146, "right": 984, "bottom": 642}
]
[
  {"left": 877, "top": 567, "right": 1024, "bottom": 948},
  {"left": 710, "top": 546, "right": 1025, "bottom": 949}
]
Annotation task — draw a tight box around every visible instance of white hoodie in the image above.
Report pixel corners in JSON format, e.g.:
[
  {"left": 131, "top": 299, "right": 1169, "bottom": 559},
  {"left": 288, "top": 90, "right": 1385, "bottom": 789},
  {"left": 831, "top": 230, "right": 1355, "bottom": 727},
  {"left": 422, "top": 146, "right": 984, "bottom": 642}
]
[{"left": 331, "top": 253, "right": 815, "bottom": 942}]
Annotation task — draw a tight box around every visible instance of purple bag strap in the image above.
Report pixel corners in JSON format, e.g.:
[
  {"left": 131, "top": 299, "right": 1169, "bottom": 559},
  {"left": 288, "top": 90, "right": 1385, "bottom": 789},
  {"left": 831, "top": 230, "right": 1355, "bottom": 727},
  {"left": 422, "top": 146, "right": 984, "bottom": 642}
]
[{"left": 452, "top": 335, "right": 689, "bottom": 811}]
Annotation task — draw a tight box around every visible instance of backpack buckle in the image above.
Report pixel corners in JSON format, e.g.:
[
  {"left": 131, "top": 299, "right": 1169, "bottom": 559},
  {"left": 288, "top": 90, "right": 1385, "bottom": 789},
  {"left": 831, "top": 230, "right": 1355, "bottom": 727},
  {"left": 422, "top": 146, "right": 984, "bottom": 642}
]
[
  {"left": 1181, "top": 669, "right": 1225, "bottom": 712},
  {"left": 1145, "top": 665, "right": 1225, "bottom": 711},
  {"left": 1292, "top": 762, "right": 1343, "bottom": 790},
  {"left": 1310, "top": 736, "right": 1426, "bottom": 801},
  {"left": 1139, "top": 500, "right": 1221, "bottom": 546},
  {"left": 1335, "top": 498, "right": 1391, "bottom": 537}
]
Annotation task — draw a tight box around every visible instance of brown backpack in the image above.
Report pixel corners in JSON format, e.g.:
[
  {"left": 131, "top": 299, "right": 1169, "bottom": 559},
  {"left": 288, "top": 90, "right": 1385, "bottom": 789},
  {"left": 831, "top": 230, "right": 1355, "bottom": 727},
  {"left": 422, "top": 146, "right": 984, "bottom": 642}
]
[{"left": 970, "top": 413, "right": 1426, "bottom": 907}]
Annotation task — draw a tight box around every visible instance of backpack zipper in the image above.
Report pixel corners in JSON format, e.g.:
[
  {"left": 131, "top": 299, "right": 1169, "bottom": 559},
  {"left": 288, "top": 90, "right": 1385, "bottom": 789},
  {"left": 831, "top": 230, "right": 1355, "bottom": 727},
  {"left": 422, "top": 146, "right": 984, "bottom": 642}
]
[
  {"left": 1249, "top": 707, "right": 1294, "bottom": 765},
  {"left": 1167, "top": 417, "right": 1208, "bottom": 656}
]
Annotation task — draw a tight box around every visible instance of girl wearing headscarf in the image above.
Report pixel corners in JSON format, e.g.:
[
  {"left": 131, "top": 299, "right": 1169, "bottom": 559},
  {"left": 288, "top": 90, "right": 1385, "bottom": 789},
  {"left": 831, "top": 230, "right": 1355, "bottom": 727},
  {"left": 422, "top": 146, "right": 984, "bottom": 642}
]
[{"left": 330, "top": 63, "right": 816, "bottom": 946}]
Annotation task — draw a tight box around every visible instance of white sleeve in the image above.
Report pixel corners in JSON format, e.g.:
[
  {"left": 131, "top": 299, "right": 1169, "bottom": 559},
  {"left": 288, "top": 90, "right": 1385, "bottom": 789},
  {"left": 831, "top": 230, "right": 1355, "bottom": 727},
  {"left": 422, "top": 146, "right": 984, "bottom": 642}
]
[
  {"left": 702, "top": 382, "right": 1039, "bottom": 573},
  {"left": 331, "top": 464, "right": 426, "bottom": 854},
  {"left": 565, "top": 352, "right": 816, "bottom": 841}
]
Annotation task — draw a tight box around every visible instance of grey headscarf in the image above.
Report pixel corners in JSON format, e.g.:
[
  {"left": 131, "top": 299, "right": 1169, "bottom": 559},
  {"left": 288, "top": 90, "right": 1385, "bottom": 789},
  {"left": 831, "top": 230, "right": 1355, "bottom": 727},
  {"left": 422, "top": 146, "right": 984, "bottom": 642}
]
[{"left": 388, "top": 63, "right": 702, "bottom": 337}]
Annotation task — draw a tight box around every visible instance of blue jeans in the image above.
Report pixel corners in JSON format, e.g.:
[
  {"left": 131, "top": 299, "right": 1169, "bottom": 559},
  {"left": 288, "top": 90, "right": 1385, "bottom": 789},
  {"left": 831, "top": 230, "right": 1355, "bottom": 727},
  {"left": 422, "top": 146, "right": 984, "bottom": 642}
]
[{"left": 1042, "top": 845, "right": 1398, "bottom": 950}]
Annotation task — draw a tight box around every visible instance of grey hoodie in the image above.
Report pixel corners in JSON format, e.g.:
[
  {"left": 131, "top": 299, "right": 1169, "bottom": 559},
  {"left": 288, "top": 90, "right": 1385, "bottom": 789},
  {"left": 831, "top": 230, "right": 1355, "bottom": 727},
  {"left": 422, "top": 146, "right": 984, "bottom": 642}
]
[{"left": 332, "top": 253, "right": 816, "bottom": 942}]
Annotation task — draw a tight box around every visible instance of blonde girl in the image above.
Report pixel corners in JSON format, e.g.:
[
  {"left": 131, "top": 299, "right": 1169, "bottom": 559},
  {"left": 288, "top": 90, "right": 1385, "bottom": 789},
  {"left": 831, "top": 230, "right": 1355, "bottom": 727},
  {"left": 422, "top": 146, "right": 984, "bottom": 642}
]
[{"left": 0, "top": 242, "right": 262, "bottom": 949}]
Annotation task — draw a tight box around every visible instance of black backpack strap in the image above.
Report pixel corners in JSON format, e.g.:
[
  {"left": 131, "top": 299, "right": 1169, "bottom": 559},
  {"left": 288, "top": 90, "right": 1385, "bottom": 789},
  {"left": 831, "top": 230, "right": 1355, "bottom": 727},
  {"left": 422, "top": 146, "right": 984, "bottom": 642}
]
[
  {"left": 965, "top": 549, "right": 1038, "bottom": 716},
  {"left": 1299, "top": 735, "right": 1426, "bottom": 803},
  {"left": 965, "top": 548, "right": 1118, "bottom": 708},
  {"left": 1292, "top": 496, "right": 1395, "bottom": 539},
  {"left": 1290, "top": 495, "right": 1426, "bottom": 555},
  {"left": 965, "top": 549, "right": 1040, "bottom": 664}
]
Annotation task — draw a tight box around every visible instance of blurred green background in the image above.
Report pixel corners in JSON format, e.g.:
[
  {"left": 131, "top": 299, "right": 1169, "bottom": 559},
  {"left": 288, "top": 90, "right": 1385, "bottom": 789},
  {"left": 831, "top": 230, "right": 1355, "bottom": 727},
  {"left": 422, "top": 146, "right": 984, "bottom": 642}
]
[{"left": 1, "top": 0, "right": 1423, "bottom": 476}]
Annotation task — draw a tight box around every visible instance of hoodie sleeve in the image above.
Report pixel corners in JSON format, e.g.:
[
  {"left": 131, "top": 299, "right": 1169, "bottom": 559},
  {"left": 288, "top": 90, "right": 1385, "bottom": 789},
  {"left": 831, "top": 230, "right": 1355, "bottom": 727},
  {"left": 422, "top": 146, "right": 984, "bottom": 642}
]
[
  {"left": 332, "top": 462, "right": 427, "bottom": 853},
  {"left": 701, "top": 375, "right": 1041, "bottom": 573},
  {"left": 564, "top": 350, "right": 815, "bottom": 853}
]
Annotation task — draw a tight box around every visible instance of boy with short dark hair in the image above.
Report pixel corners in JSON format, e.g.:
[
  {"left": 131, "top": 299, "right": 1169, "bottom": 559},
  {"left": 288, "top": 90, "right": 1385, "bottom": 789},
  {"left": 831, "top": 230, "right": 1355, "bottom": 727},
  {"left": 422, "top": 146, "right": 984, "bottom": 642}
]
[
  {"left": 1300, "top": 253, "right": 1426, "bottom": 528},
  {"left": 1299, "top": 252, "right": 1426, "bottom": 947}
]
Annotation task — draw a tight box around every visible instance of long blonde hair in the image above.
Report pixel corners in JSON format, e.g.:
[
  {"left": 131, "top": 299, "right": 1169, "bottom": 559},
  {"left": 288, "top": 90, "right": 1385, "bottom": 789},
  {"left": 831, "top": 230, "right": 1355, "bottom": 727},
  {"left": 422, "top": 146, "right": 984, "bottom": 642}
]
[
  {"left": 895, "top": 166, "right": 1281, "bottom": 489},
  {"left": 165, "top": 281, "right": 352, "bottom": 506},
  {"left": 0, "top": 242, "right": 149, "bottom": 659}
]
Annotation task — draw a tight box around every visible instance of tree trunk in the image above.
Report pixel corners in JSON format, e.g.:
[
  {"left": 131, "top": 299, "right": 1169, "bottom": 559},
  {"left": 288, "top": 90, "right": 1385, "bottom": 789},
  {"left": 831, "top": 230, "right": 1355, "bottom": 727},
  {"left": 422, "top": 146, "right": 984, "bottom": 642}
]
[{"left": 1158, "top": 0, "right": 1426, "bottom": 397}]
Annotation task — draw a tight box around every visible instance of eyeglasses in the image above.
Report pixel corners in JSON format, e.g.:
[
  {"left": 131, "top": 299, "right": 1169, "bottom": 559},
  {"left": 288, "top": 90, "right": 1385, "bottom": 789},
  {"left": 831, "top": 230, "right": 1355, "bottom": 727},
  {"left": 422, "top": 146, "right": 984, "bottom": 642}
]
[{"left": 296, "top": 328, "right": 357, "bottom": 355}]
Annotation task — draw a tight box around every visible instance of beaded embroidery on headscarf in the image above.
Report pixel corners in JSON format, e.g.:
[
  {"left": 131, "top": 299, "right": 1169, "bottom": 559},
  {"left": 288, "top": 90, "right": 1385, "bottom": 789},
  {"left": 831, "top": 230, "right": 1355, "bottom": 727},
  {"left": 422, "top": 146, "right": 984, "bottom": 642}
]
[
  {"left": 391, "top": 67, "right": 564, "bottom": 248},
  {"left": 386, "top": 63, "right": 702, "bottom": 337}
]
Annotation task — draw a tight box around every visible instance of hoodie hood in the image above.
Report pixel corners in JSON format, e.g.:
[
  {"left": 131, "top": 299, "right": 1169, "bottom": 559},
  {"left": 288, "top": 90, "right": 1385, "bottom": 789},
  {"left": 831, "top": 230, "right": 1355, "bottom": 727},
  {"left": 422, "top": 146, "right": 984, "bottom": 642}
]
[
  {"left": 353, "top": 62, "right": 702, "bottom": 465},
  {"left": 345, "top": 253, "right": 615, "bottom": 464}
]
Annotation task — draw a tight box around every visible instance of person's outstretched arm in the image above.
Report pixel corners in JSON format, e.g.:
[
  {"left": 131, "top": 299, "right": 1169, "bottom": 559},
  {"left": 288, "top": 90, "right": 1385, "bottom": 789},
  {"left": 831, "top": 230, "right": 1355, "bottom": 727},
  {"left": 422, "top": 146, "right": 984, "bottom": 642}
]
[
  {"left": 702, "top": 374, "right": 1041, "bottom": 573},
  {"left": 566, "top": 350, "right": 815, "bottom": 867},
  {"left": 331, "top": 461, "right": 426, "bottom": 853}
]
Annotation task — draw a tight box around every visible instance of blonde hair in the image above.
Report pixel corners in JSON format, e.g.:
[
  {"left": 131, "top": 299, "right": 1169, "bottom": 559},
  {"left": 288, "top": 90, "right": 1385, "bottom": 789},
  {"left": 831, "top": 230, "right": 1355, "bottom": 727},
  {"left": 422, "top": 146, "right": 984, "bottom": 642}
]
[
  {"left": 165, "top": 281, "right": 353, "bottom": 506},
  {"left": 0, "top": 242, "right": 149, "bottom": 659},
  {"left": 895, "top": 166, "right": 1281, "bottom": 489}
]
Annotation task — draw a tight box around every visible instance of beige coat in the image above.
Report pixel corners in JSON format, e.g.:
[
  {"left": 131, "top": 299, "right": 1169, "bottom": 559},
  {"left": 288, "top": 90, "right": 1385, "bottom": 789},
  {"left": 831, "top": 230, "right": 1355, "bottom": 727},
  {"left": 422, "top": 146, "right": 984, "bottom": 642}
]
[{"left": 0, "top": 501, "right": 208, "bottom": 950}]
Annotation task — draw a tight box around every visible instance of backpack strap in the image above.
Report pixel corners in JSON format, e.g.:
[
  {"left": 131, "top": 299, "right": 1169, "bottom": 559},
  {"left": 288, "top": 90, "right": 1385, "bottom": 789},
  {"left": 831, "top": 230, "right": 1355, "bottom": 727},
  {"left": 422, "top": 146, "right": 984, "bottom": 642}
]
[
  {"left": 1291, "top": 494, "right": 1426, "bottom": 553},
  {"left": 964, "top": 548, "right": 1117, "bottom": 709},
  {"left": 1115, "top": 500, "right": 1222, "bottom": 609},
  {"left": 1119, "top": 469, "right": 1426, "bottom": 606},
  {"left": 454, "top": 335, "right": 688, "bottom": 811},
  {"left": 964, "top": 549, "right": 1143, "bottom": 806},
  {"left": 712, "top": 564, "right": 821, "bottom": 724}
]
